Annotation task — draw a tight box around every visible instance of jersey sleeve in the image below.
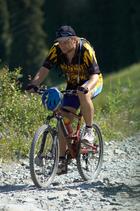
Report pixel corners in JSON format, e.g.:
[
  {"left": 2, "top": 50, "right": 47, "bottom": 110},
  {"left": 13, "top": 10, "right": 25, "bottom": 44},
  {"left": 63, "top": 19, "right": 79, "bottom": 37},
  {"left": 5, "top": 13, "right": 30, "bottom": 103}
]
[
  {"left": 83, "top": 42, "right": 100, "bottom": 75},
  {"left": 42, "top": 44, "right": 58, "bottom": 69}
]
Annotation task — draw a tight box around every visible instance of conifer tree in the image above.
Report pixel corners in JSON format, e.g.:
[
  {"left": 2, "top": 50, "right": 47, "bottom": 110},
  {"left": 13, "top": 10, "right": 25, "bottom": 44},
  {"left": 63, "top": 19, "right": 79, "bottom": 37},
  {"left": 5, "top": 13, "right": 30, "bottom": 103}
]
[
  {"left": 131, "top": 0, "right": 140, "bottom": 61},
  {"left": 0, "top": 0, "right": 11, "bottom": 65},
  {"left": 8, "top": 0, "right": 46, "bottom": 87}
]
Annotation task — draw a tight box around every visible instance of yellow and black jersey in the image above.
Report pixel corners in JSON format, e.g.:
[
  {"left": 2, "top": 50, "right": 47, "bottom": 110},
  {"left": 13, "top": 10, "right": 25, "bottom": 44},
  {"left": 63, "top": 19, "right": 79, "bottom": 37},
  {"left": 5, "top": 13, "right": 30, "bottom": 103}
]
[{"left": 43, "top": 38, "right": 102, "bottom": 89}]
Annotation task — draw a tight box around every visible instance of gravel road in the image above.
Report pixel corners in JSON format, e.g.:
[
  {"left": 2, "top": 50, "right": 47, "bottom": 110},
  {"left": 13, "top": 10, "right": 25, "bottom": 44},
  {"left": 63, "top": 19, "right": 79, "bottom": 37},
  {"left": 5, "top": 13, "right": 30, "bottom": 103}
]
[{"left": 0, "top": 134, "right": 140, "bottom": 211}]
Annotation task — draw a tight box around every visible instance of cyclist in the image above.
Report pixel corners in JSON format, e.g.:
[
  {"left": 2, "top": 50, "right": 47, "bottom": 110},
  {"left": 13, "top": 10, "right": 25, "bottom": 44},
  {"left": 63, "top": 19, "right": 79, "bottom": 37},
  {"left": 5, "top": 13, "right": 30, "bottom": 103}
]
[{"left": 27, "top": 25, "right": 103, "bottom": 174}]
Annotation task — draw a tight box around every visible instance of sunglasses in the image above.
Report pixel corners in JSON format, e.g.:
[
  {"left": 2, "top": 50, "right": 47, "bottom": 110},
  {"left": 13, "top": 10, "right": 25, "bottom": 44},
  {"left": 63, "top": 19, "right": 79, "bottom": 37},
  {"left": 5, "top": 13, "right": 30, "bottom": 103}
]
[{"left": 57, "top": 38, "right": 72, "bottom": 45}]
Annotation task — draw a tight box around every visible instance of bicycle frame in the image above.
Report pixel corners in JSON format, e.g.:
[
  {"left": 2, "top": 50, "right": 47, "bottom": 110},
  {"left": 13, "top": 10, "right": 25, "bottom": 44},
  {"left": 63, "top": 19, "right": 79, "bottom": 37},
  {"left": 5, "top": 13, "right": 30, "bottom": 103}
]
[
  {"left": 36, "top": 87, "right": 98, "bottom": 158},
  {"left": 45, "top": 107, "right": 98, "bottom": 159}
]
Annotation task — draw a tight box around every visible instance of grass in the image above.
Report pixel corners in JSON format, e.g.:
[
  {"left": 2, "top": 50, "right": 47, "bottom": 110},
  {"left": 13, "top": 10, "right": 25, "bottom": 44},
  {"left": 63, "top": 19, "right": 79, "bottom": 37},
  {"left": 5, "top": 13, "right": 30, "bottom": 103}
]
[
  {"left": 94, "top": 63, "right": 140, "bottom": 141},
  {"left": 0, "top": 63, "right": 140, "bottom": 160}
]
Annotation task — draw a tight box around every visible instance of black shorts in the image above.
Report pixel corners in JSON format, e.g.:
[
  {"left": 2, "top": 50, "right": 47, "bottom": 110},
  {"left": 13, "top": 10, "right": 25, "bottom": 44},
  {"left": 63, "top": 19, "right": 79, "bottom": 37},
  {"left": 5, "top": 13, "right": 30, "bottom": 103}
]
[{"left": 62, "top": 77, "right": 103, "bottom": 109}]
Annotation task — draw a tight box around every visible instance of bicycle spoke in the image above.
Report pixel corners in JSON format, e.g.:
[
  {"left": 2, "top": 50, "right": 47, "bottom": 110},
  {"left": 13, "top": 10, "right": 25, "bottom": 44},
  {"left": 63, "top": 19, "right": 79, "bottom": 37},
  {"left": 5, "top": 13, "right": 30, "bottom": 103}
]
[
  {"left": 77, "top": 123, "right": 104, "bottom": 181},
  {"left": 30, "top": 125, "right": 59, "bottom": 188}
]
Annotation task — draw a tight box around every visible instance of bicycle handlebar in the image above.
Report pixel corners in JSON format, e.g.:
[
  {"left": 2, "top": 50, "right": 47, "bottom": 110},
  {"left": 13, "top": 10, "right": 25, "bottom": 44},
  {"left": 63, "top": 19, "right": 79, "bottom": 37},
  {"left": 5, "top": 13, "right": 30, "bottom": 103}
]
[
  {"left": 36, "top": 87, "right": 88, "bottom": 95},
  {"left": 26, "top": 85, "right": 88, "bottom": 95}
]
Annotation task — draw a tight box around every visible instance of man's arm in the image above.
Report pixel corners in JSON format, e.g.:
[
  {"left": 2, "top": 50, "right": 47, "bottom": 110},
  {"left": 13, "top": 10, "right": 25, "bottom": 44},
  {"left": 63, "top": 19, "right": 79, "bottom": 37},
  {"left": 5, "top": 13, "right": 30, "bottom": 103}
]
[
  {"left": 31, "top": 66, "right": 49, "bottom": 86},
  {"left": 82, "top": 74, "right": 99, "bottom": 91}
]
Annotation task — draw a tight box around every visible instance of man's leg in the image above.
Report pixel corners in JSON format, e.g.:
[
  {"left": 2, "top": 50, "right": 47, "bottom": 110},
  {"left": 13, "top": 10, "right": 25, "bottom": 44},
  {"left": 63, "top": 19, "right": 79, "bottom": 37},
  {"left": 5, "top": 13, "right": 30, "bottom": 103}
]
[
  {"left": 57, "top": 106, "right": 77, "bottom": 175},
  {"left": 78, "top": 91, "right": 94, "bottom": 127},
  {"left": 58, "top": 106, "right": 76, "bottom": 157},
  {"left": 77, "top": 91, "right": 95, "bottom": 144}
]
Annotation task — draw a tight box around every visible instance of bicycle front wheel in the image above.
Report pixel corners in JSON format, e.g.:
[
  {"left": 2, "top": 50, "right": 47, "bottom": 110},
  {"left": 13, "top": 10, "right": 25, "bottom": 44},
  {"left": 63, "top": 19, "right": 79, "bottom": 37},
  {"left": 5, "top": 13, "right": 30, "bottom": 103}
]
[
  {"left": 29, "top": 124, "right": 59, "bottom": 188},
  {"left": 77, "top": 123, "right": 103, "bottom": 181}
]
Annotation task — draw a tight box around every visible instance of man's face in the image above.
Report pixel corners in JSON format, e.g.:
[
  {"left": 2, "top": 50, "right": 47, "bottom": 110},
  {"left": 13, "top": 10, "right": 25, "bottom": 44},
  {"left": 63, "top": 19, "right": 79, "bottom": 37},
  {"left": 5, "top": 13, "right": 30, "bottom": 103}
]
[{"left": 57, "top": 37, "right": 76, "bottom": 54}]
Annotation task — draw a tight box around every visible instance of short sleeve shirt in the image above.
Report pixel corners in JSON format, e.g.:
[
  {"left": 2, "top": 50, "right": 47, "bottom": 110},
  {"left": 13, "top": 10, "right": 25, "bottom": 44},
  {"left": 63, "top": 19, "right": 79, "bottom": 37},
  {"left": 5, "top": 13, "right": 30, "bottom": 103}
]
[{"left": 43, "top": 38, "right": 101, "bottom": 89}]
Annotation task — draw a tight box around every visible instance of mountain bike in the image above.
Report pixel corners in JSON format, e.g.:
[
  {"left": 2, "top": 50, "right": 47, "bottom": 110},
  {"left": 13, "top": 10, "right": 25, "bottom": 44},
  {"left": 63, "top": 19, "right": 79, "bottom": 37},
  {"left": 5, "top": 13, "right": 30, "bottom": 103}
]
[{"left": 29, "top": 87, "right": 104, "bottom": 188}]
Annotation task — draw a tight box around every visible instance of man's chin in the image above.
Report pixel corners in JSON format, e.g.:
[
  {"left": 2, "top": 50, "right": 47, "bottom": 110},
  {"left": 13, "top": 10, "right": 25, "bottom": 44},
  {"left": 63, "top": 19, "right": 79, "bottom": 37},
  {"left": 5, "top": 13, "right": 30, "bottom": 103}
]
[
  {"left": 62, "top": 48, "right": 74, "bottom": 54},
  {"left": 61, "top": 49, "right": 67, "bottom": 54}
]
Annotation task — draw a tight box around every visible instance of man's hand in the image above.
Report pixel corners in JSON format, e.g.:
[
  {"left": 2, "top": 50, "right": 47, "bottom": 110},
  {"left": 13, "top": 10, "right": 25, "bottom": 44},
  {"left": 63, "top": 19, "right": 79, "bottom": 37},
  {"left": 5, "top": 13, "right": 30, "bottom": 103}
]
[
  {"left": 25, "top": 84, "right": 38, "bottom": 92},
  {"left": 77, "top": 86, "right": 89, "bottom": 94}
]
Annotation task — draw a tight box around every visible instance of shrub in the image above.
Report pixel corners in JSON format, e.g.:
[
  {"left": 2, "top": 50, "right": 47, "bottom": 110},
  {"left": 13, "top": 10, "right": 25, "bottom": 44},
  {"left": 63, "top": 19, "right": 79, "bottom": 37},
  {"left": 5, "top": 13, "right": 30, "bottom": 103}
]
[{"left": 0, "top": 67, "right": 46, "bottom": 160}]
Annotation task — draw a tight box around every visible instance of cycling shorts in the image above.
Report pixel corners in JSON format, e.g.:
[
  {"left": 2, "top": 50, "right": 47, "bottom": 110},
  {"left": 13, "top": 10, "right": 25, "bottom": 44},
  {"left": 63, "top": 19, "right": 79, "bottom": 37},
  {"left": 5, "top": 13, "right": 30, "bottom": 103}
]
[{"left": 62, "top": 74, "right": 103, "bottom": 110}]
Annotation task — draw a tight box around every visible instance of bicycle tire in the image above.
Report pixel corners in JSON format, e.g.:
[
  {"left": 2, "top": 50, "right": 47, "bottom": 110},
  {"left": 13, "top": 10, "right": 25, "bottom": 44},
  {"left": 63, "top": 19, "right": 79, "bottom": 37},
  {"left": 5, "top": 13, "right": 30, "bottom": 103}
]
[
  {"left": 29, "top": 124, "right": 59, "bottom": 188},
  {"left": 76, "top": 123, "right": 103, "bottom": 181}
]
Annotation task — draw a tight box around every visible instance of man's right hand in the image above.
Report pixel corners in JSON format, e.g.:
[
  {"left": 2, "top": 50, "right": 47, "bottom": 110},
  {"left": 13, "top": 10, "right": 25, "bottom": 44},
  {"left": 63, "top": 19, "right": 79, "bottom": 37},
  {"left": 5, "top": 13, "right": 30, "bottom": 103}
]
[{"left": 25, "top": 84, "right": 39, "bottom": 92}]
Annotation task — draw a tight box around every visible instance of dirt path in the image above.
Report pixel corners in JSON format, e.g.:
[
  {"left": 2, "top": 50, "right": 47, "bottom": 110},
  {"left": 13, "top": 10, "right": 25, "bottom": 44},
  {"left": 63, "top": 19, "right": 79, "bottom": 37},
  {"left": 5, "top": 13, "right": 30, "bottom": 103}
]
[{"left": 0, "top": 135, "right": 140, "bottom": 211}]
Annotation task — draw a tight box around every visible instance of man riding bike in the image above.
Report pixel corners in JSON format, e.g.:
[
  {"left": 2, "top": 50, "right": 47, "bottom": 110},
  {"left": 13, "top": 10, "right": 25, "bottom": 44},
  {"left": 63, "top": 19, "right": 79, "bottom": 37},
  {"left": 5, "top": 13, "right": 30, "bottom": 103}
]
[{"left": 27, "top": 25, "right": 103, "bottom": 174}]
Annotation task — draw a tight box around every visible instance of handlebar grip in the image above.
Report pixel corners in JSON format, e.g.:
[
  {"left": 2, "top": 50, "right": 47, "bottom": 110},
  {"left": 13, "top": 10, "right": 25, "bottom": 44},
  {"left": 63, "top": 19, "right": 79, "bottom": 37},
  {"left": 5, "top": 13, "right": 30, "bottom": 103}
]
[
  {"left": 26, "top": 84, "right": 39, "bottom": 92},
  {"left": 77, "top": 86, "right": 89, "bottom": 94}
]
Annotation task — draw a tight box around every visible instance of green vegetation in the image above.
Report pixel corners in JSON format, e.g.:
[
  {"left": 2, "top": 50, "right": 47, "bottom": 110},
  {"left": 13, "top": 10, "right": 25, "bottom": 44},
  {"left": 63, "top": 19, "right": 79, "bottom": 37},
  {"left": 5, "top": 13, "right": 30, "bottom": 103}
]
[
  {"left": 0, "top": 0, "right": 140, "bottom": 86},
  {"left": 0, "top": 67, "right": 46, "bottom": 160},
  {"left": 0, "top": 64, "right": 140, "bottom": 160},
  {"left": 94, "top": 63, "right": 140, "bottom": 141},
  {"left": 7, "top": 0, "right": 46, "bottom": 87}
]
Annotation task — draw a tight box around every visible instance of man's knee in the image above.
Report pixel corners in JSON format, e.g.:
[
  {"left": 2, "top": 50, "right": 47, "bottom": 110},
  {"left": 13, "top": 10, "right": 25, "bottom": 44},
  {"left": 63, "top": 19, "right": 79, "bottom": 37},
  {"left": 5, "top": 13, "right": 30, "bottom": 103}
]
[{"left": 78, "top": 91, "right": 92, "bottom": 102}]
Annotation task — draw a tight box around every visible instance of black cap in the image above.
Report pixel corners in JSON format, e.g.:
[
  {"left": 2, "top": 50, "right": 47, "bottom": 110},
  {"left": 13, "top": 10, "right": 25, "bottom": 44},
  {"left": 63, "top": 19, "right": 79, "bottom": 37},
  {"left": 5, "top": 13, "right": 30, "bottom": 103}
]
[{"left": 56, "top": 25, "right": 76, "bottom": 39}]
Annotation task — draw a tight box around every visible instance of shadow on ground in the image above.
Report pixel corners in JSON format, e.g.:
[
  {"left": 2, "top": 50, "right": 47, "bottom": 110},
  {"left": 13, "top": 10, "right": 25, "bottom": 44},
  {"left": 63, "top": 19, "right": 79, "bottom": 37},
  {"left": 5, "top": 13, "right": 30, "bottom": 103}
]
[
  {"left": 51, "top": 180, "right": 140, "bottom": 199},
  {"left": 0, "top": 180, "right": 140, "bottom": 200},
  {"left": 0, "top": 184, "right": 35, "bottom": 193}
]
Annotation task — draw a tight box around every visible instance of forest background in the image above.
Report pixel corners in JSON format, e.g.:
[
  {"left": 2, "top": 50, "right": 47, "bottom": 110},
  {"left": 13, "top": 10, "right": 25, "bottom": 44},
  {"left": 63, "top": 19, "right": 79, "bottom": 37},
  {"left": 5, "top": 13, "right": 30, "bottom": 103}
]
[
  {"left": 0, "top": 0, "right": 140, "bottom": 158},
  {"left": 0, "top": 0, "right": 140, "bottom": 87}
]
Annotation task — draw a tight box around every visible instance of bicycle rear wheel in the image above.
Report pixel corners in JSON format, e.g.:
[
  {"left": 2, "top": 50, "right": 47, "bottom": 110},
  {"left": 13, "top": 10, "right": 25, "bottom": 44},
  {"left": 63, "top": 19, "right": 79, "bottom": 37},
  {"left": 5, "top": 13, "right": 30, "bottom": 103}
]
[
  {"left": 77, "top": 123, "right": 103, "bottom": 181},
  {"left": 30, "top": 124, "right": 59, "bottom": 188}
]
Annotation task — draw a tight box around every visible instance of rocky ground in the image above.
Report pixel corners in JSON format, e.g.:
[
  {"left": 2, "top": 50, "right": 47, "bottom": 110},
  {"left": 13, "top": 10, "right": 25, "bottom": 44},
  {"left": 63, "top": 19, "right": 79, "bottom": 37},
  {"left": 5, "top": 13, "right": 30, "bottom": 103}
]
[{"left": 0, "top": 134, "right": 140, "bottom": 211}]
